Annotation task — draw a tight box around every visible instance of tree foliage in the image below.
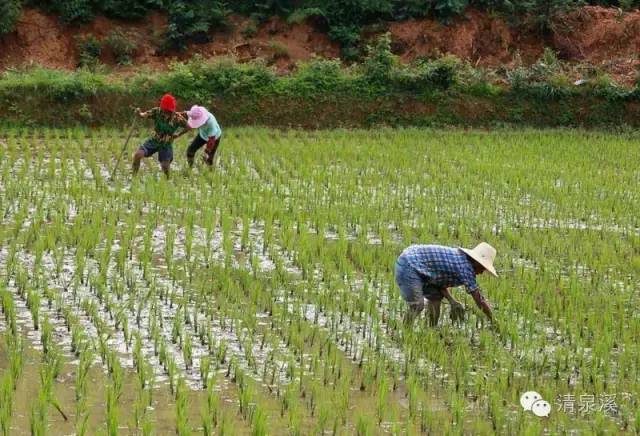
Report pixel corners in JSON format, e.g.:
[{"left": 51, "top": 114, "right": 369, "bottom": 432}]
[
  {"left": 162, "top": 0, "right": 229, "bottom": 51},
  {"left": 0, "top": 0, "right": 22, "bottom": 36}
]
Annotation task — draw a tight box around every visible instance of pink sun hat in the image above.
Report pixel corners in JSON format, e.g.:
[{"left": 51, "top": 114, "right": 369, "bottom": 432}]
[{"left": 186, "top": 105, "right": 210, "bottom": 129}]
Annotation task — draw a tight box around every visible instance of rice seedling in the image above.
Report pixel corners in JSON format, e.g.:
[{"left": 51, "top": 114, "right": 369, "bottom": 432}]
[
  {"left": 176, "top": 377, "right": 191, "bottom": 435},
  {"left": 106, "top": 384, "right": 119, "bottom": 436},
  {"left": 251, "top": 405, "right": 267, "bottom": 436},
  {"left": 200, "top": 356, "right": 211, "bottom": 388},
  {"left": 0, "top": 127, "right": 638, "bottom": 434}
]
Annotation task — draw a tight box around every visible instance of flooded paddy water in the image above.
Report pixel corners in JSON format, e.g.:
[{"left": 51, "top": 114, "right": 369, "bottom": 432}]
[{"left": 0, "top": 128, "right": 638, "bottom": 434}]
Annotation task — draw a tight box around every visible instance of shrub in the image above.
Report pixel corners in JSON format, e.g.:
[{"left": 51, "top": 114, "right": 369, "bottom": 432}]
[
  {"left": 0, "top": 0, "right": 21, "bottom": 36},
  {"left": 284, "top": 58, "right": 353, "bottom": 96},
  {"left": 434, "top": 0, "right": 469, "bottom": 19},
  {"left": 507, "top": 66, "right": 532, "bottom": 91},
  {"left": 393, "top": 0, "right": 431, "bottom": 19},
  {"left": 146, "top": 57, "right": 276, "bottom": 100},
  {"left": 393, "top": 56, "right": 460, "bottom": 92},
  {"left": 416, "top": 56, "right": 460, "bottom": 90},
  {"left": 78, "top": 104, "right": 93, "bottom": 123},
  {"left": 76, "top": 35, "right": 102, "bottom": 70},
  {"left": 0, "top": 67, "right": 110, "bottom": 102},
  {"left": 99, "top": 0, "right": 153, "bottom": 20},
  {"left": 241, "top": 21, "right": 258, "bottom": 39},
  {"left": 30, "top": 0, "right": 152, "bottom": 23},
  {"left": 362, "top": 33, "right": 396, "bottom": 84},
  {"left": 163, "top": 0, "right": 229, "bottom": 51},
  {"left": 268, "top": 40, "right": 290, "bottom": 61},
  {"left": 104, "top": 30, "right": 137, "bottom": 65},
  {"left": 587, "top": 72, "right": 627, "bottom": 100},
  {"left": 328, "top": 25, "right": 361, "bottom": 50},
  {"left": 457, "top": 62, "right": 501, "bottom": 96},
  {"left": 286, "top": 7, "right": 324, "bottom": 25},
  {"left": 56, "top": 0, "right": 95, "bottom": 24}
]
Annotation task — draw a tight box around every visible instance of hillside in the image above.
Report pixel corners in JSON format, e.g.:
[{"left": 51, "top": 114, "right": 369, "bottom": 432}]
[{"left": 1, "top": 6, "right": 639, "bottom": 85}]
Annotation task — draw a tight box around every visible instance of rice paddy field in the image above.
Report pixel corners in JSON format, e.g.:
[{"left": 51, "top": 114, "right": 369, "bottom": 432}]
[{"left": 0, "top": 127, "right": 639, "bottom": 435}]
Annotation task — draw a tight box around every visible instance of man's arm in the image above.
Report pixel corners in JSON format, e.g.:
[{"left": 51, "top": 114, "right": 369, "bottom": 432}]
[
  {"left": 205, "top": 136, "right": 218, "bottom": 152},
  {"left": 172, "top": 112, "right": 191, "bottom": 139},
  {"left": 470, "top": 290, "right": 493, "bottom": 321},
  {"left": 441, "top": 288, "right": 460, "bottom": 306},
  {"left": 173, "top": 129, "right": 191, "bottom": 140},
  {"left": 137, "top": 107, "right": 154, "bottom": 118},
  {"left": 442, "top": 288, "right": 465, "bottom": 322}
]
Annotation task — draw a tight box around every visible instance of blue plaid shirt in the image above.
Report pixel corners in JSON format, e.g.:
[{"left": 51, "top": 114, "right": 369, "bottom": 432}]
[{"left": 400, "top": 245, "right": 480, "bottom": 294}]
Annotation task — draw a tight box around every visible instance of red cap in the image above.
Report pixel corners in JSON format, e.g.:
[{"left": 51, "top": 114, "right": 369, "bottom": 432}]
[{"left": 160, "top": 94, "right": 176, "bottom": 112}]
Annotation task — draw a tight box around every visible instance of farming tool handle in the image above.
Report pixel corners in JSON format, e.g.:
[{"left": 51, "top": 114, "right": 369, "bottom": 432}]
[{"left": 111, "top": 110, "right": 139, "bottom": 181}]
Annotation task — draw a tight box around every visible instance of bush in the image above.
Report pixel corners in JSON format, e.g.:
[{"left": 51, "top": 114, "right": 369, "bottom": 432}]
[
  {"left": 0, "top": 59, "right": 635, "bottom": 127},
  {"left": 286, "top": 7, "right": 324, "bottom": 25},
  {"left": 457, "top": 62, "right": 501, "bottom": 96},
  {"left": 99, "top": 0, "right": 154, "bottom": 20},
  {"left": 393, "top": 0, "right": 431, "bottom": 19},
  {"left": 416, "top": 56, "right": 460, "bottom": 90},
  {"left": 434, "top": 0, "right": 469, "bottom": 19},
  {"left": 328, "top": 25, "right": 361, "bottom": 50},
  {"left": 393, "top": 56, "right": 460, "bottom": 93},
  {"left": 104, "top": 30, "right": 137, "bottom": 65},
  {"left": 145, "top": 57, "right": 276, "bottom": 100},
  {"left": 362, "top": 33, "right": 396, "bottom": 84},
  {"left": 241, "top": 20, "right": 258, "bottom": 38},
  {"left": 508, "top": 48, "right": 563, "bottom": 90},
  {"left": 506, "top": 66, "right": 531, "bottom": 91},
  {"left": 587, "top": 72, "right": 627, "bottom": 100},
  {"left": 268, "top": 40, "right": 290, "bottom": 61},
  {"left": 29, "top": 0, "right": 149, "bottom": 23},
  {"left": 56, "top": 0, "right": 95, "bottom": 24},
  {"left": 232, "top": 0, "right": 295, "bottom": 21},
  {"left": 0, "top": 0, "right": 21, "bottom": 36},
  {"left": 76, "top": 35, "right": 102, "bottom": 69},
  {"left": 283, "top": 58, "right": 355, "bottom": 96},
  {"left": 163, "top": 0, "right": 229, "bottom": 51},
  {"left": 0, "top": 67, "right": 111, "bottom": 102}
]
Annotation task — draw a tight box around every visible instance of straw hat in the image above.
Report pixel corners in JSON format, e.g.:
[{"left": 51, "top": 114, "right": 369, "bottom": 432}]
[
  {"left": 460, "top": 242, "right": 498, "bottom": 277},
  {"left": 186, "top": 105, "right": 210, "bottom": 129}
]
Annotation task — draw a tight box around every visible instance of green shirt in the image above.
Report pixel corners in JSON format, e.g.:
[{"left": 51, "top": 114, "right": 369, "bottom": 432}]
[
  {"left": 149, "top": 108, "right": 187, "bottom": 147},
  {"left": 198, "top": 113, "right": 222, "bottom": 141}
]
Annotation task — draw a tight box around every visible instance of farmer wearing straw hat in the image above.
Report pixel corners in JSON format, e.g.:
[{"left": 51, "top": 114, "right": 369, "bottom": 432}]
[
  {"left": 182, "top": 105, "right": 222, "bottom": 167},
  {"left": 132, "top": 93, "right": 188, "bottom": 177},
  {"left": 395, "top": 243, "right": 497, "bottom": 326}
]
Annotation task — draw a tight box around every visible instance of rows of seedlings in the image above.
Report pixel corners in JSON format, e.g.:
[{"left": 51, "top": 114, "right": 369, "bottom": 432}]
[{"left": 0, "top": 127, "right": 638, "bottom": 434}]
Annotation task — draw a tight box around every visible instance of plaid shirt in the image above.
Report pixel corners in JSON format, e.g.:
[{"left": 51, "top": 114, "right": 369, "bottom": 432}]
[
  {"left": 149, "top": 107, "right": 187, "bottom": 147},
  {"left": 400, "top": 244, "right": 480, "bottom": 294}
]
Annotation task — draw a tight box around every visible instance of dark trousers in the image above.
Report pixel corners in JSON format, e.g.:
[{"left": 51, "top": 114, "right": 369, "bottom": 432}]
[{"left": 186, "top": 135, "right": 221, "bottom": 165}]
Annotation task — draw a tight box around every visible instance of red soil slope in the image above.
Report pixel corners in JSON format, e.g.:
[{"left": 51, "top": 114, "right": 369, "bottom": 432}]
[
  {"left": 387, "top": 9, "right": 544, "bottom": 65},
  {"left": 0, "top": 7, "right": 638, "bottom": 84}
]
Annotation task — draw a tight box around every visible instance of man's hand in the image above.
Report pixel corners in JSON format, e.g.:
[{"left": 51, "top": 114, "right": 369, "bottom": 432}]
[
  {"left": 470, "top": 290, "right": 493, "bottom": 322},
  {"left": 172, "top": 129, "right": 190, "bottom": 141},
  {"left": 450, "top": 301, "right": 465, "bottom": 323},
  {"left": 205, "top": 137, "right": 217, "bottom": 152},
  {"left": 440, "top": 288, "right": 465, "bottom": 324},
  {"left": 490, "top": 317, "right": 504, "bottom": 335}
]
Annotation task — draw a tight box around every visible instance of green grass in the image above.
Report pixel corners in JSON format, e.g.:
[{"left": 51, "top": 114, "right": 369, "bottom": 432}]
[{"left": 0, "top": 127, "right": 638, "bottom": 434}]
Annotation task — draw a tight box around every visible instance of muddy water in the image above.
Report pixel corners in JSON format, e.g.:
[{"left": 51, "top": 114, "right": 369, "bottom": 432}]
[{"left": 5, "top": 344, "right": 253, "bottom": 435}]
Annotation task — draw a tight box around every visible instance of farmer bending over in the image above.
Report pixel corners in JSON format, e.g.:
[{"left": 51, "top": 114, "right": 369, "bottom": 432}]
[
  {"left": 395, "top": 242, "right": 497, "bottom": 326},
  {"left": 180, "top": 105, "right": 222, "bottom": 168},
  {"left": 132, "top": 93, "right": 188, "bottom": 177}
]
